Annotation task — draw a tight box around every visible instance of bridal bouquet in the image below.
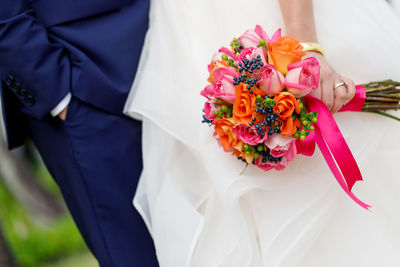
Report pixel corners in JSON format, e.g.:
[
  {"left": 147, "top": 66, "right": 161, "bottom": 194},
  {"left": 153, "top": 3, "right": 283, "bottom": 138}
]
[
  {"left": 201, "top": 25, "right": 319, "bottom": 171},
  {"left": 201, "top": 25, "right": 400, "bottom": 209}
]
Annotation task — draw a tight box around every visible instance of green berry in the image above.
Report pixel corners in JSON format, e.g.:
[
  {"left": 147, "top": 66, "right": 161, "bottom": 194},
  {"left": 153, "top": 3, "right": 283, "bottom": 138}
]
[
  {"left": 221, "top": 54, "right": 228, "bottom": 61},
  {"left": 257, "top": 145, "right": 264, "bottom": 152},
  {"left": 253, "top": 152, "right": 260, "bottom": 158}
]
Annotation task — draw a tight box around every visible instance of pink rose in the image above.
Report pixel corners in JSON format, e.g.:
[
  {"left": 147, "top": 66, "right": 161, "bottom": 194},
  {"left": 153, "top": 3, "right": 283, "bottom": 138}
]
[
  {"left": 213, "top": 67, "right": 239, "bottom": 102},
  {"left": 256, "top": 64, "right": 285, "bottom": 97},
  {"left": 238, "top": 29, "right": 260, "bottom": 48},
  {"left": 203, "top": 99, "right": 221, "bottom": 121},
  {"left": 255, "top": 156, "right": 287, "bottom": 171},
  {"left": 265, "top": 134, "right": 297, "bottom": 160},
  {"left": 200, "top": 84, "right": 215, "bottom": 98},
  {"left": 201, "top": 67, "right": 239, "bottom": 102},
  {"left": 238, "top": 26, "right": 282, "bottom": 48},
  {"left": 285, "top": 57, "right": 320, "bottom": 97},
  {"left": 233, "top": 124, "right": 268, "bottom": 145}
]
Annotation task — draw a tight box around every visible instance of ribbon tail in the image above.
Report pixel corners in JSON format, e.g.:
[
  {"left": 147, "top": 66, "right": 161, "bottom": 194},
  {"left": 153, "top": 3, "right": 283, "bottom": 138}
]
[{"left": 314, "top": 128, "right": 371, "bottom": 210}]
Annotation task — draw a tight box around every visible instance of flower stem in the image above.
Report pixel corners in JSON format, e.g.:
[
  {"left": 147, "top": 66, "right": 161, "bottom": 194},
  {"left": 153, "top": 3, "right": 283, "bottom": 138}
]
[{"left": 363, "top": 110, "right": 400, "bottom": 121}]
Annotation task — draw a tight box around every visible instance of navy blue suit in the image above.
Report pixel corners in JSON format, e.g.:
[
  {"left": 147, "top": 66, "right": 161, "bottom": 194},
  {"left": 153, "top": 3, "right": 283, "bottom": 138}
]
[{"left": 0, "top": 0, "right": 158, "bottom": 266}]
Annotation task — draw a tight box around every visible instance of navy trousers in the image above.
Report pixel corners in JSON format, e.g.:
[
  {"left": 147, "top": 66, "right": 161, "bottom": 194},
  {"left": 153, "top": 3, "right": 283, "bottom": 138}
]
[{"left": 25, "top": 97, "right": 158, "bottom": 267}]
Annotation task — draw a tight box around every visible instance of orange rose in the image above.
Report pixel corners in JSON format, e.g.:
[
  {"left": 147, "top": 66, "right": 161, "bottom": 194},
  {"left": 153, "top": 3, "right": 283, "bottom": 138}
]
[
  {"left": 233, "top": 84, "right": 266, "bottom": 124},
  {"left": 267, "top": 36, "right": 305, "bottom": 75},
  {"left": 281, "top": 117, "right": 301, "bottom": 136},
  {"left": 214, "top": 118, "right": 241, "bottom": 152},
  {"left": 208, "top": 60, "right": 229, "bottom": 84},
  {"left": 273, "top": 92, "right": 301, "bottom": 136},
  {"left": 273, "top": 92, "right": 300, "bottom": 120}
]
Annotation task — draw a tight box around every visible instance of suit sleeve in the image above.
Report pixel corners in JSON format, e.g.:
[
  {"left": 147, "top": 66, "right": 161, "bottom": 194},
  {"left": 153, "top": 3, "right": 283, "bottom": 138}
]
[{"left": 0, "top": 2, "right": 73, "bottom": 120}]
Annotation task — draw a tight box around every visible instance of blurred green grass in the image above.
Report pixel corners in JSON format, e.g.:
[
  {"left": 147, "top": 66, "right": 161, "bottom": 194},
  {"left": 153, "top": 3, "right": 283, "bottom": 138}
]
[
  {"left": 0, "top": 154, "right": 97, "bottom": 267},
  {"left": 43, "top": 252, "right": 97, "bottom": 267}
]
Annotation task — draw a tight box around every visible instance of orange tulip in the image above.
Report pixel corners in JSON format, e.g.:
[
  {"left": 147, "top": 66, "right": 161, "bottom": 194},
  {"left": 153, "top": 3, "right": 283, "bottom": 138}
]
[
  {"left": 214, "top": 118, "right": 241, "bottom": 152},
  {"left": 208, "top": 60, "right": 229, "bottom": 84},
  {"left": 267, "top": 36, "right": 305, "bottom": 75}
]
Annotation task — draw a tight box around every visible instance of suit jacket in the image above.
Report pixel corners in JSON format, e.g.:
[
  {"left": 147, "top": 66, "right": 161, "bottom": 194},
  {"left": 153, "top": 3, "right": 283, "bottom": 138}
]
[{"left": 0, "top": 0, "right": 150, "bottom": 149}]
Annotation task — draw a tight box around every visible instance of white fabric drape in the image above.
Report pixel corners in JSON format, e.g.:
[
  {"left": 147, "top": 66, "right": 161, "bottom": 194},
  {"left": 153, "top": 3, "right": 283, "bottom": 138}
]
[{"left": 125, "top": 0, "right": 400, "bottom": 266}]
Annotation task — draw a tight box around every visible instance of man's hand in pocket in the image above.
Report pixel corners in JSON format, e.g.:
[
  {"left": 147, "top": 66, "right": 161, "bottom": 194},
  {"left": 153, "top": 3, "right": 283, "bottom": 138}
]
[{"left": 58, "top": 106, "right": 68, "bottom": 121}]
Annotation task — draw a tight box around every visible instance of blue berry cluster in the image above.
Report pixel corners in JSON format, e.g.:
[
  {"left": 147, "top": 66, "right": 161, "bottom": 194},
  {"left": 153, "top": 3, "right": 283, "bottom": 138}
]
[
  {"left": 232, "top": 74, "right": 259, "bottom": 94},
  {"left": 250, "top": 97, "right": 283, "bottom": 138},
  {"left": 238, "top": 55, "right": 264, "bottom": 74},
  {"left": 260, "top": 150, "right": 282, "bottom": 164},
  {"left": 201, "top": 114, "right": 213, "bottom": 124}
]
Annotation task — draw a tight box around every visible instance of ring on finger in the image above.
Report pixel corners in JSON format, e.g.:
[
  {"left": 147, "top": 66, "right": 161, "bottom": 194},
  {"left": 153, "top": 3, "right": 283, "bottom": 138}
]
[{"left": 334, "top": 80, "right": 348, "bottom": 90}]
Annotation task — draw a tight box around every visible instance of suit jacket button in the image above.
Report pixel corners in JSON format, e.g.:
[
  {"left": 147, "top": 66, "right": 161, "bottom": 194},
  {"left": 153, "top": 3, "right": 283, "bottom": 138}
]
[
  {"left": 5, "top": 74, "right": 15, "bottom": 85},
  {"left": 26, "top": 96, "right": 35, "bottom": 106},
  {"left": 19, "top": 88, "right": 27, "bottom": 98},
  {"left": 11, "top": 83, "right": 21, "bottom": 93}
]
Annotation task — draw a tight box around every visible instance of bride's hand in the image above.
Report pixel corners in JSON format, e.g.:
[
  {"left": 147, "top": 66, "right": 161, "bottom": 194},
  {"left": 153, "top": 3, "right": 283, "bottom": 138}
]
[
  {"left": 304, "top": 52, "right": 356, "bottom": 113},
  {"left": 278, "top": 0, "right": 356, "bottom": 113}
]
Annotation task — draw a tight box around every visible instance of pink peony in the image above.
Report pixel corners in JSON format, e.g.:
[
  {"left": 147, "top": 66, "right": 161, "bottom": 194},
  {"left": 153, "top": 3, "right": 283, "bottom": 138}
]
[
  {"left": 265, "top": 134, "right": 297, "bottom": 160},
  {"left": 255, "top": 156, "right": 287, "bottom": 171},
  {"left": 233, "top": 124, "right": 268, "bottom": 145},
  {"left": 285, "top": 57, "right": 320, "bottom": 97},
  {"left": 256, "top": 64, "right": 285, "bottom": 97}
]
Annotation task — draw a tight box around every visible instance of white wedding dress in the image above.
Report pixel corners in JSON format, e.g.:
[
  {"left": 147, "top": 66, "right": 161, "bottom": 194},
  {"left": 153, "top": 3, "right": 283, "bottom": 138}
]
[{"left": 124, "top": 0, "right": 400, "bottom": 266}]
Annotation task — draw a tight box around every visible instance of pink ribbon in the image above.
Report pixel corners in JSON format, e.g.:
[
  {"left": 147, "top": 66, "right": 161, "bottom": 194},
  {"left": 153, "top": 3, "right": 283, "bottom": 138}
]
[{"left": 297, "top": 85, "right": 371, "bottom": 210}]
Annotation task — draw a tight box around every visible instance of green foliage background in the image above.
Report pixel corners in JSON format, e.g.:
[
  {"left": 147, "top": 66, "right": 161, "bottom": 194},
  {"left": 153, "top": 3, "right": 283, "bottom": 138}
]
[{"left": 0, "top": 161, "right": 94, "bottom": 267}]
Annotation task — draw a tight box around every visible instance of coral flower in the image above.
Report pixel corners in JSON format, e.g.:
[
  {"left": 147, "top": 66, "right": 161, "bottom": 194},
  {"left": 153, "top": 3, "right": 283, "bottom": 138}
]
[
  {"left": 267, "top": 36, "right": 305, "bottom": 75},
  {"left": 233, "top": 84, "right": 265, "bottom": 124},
  {"left": 213, "top": 118, "right": 241, "bottom": 152}
]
